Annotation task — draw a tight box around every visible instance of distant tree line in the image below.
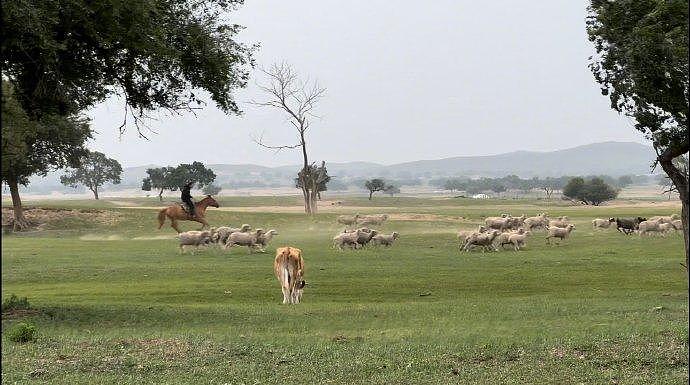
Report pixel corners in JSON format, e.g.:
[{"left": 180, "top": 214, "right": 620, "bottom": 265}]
[{"left": 430, "top": 174, "right": 635, "bottom": 198}]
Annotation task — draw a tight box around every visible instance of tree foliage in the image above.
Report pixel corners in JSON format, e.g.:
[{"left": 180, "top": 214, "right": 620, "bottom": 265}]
[
  {"left": 141, "top": 162, "right": 216, "bottom": 200},
  {"left": 563, "top": 177, "right": 619, "bottom": 206},
  {"left": 60, "top": 151, "right": 123, "bottom": 199},
  {"left": 588, "top": 0, "right": 689, "bottom": 264},
  {"left": 2, "top": 0, "right": 254, "bottom": 134},
  {"left": 1, "top": 81, "right": 92, "bottom": 229},
  {"left": 365, "top": 179, "right": 398, "bottom": 200},
  {"left": 202, "top": 183, "right": 222, "bottom": 196}
]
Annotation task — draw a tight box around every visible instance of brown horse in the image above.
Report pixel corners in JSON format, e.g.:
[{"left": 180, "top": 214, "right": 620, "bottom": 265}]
[{"left": 157, "top": 195, "right": 219, "bottom": 233}]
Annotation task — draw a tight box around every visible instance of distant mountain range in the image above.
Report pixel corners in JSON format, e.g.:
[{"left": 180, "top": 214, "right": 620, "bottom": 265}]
[{"left": 21, "top": 141, "right": 659, "bottom": 194}]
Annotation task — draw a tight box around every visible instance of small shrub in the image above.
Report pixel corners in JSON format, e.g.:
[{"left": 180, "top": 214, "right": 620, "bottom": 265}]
[
  {"left": 1, "top": 294, "right": 30, "bottom": 312},
  {"left": 7, "top": 322, "right": 37, "bottom": 343}
]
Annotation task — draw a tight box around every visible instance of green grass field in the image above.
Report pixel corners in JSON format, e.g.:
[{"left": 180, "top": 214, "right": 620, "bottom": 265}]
[{"left": 2, "top": 196, "right": 688, "bottom": 384}]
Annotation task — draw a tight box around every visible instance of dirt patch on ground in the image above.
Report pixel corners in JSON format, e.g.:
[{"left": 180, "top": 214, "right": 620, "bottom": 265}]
[
  {"left": 1, "top": 207, "right": 123, "bottom": 231},
  {"left": 107, "top": 200, "right": 140, "bottom": 207},
  {"left": 388, "top": 213, "right": 465, "bottom": 222},
  {"left": 132, "top": 235, "right": 176, "bottom": 240},
  {"left": 1, "top": 309, "right": 42, "bottom": 319},
  {"left": 79, "top": 234, "right": 124, "bottom": 241}
]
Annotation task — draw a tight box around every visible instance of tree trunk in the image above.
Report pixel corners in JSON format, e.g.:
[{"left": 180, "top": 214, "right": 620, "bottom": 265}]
[
  {"left": 158, "top": 188, "right": 163, "bottom": 201},
  {"left": 658, "top": 157, "right": 689, "bottom": 272},
  {"left": 92, "top": 186, "right": 99, "bottom": 200},
  {"left": 7, "top": 179, "right": 31, "bottom": 231},
  {"left": 369, "top": 191, "right": 373, "bottom": 200}
]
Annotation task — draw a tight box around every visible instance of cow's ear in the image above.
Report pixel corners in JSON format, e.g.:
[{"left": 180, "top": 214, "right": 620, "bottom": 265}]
[{"left": 298, "top": 280, "right": 306, "bottom": 289}]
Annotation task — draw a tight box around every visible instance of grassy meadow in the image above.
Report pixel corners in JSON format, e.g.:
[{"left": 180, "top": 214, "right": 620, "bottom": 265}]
[{"left": 1, "top": 196, "right": 688, "bottom": 384}]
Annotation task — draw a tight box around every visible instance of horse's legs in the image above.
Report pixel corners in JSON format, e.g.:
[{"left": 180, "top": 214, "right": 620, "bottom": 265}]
[
  {"left": 171, "top": 219, "right": 181, "bottom": 233},
  {"left": 197, "top": 218, "right": 209, "bottom": 231}
]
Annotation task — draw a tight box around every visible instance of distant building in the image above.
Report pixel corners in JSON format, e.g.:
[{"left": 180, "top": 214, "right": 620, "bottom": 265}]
[{"left": 472, "top": 193, "right": 490, "bottom": 199}]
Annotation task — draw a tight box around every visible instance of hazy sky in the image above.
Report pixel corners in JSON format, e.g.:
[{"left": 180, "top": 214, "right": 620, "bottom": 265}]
[{"left": 87, "top": 0, "right": 647, "bottom": 168}]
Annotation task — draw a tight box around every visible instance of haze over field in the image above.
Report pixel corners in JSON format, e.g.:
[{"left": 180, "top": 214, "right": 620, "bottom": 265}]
[
  {"left": 20, "top": 141, "right": 660, "bottom": 195},
  {"left": 86, "top": 0, "right": 648, "bottom": 169}
]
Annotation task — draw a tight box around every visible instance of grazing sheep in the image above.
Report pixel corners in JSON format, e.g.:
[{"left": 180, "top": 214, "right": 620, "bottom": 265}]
[
  {"left": 356, "top": 214, "right": 389, "bottom": 226},
  {"left": 638, "top": 219, "right": 664, "bottom": 236},
  {"left": 332, "top": 229, "right": 369, "bottom": 250},
  {"left": 337, "top": 214, "right": 360, "bottom": 226},
  {"left": 178, "top": 230, "right": 213, "bottom": 254},
  {"left": 548, "top": 216, "right": 570, "bottom": 228},
  {"left": 495, "top": 228, "right": 525, "bottom": 249},
  {"left": 524, "top": 213, "right": 549, "bottom": 231},
  {"left": 256, "top": 229, "right": 279, "bottom": 252},
  {"left": 615, "top": 217, "right": 646, "bottom": 235},
  {"left": 671, "top": 219, "right": 683, "bottom": 230},
  {"left": 224, "top": 229, "right": 264, "bottom": 253},
  {"left": 545, "top": 224, "right": 575, "bottom": 244},
  {"left": 592, "top": 218, "right": 615, "bottom": 229},
  {"left": 371, "top": 232, "right": 399, "bottom": 247},
  {"left": 463, "top": 230, "right": 500, "bottom": 252},
  {"left": 211, "top": 224, "right": 252, "bottom": 245},
  {"left": 508, "top": 230, "right": 532, "bottom": 251}
]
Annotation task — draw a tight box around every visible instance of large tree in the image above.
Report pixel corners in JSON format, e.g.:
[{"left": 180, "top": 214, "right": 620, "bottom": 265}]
[
  {"left": 142, "top": 167, "right": 176, "bottom": 201},
  {"left": 588, "top": 0, "right": 689, "bottom": 266},
  {"left": 365, "top": 179, "right": 390, "bottom": 200},
  {"left": 2, "top": 0, "right": 253, "bottom": 225},
  {"left": 142, "top": 162, "right": 216, "bottom": 200},
  {"left": 251, "top": 62, "right": 327, "bottom": 214},
  {"left": 60, "top": 151, "right": 123, "bottom": 200},
  {"left": 1, "top": 82, "right": 91, "bottom": 230}
]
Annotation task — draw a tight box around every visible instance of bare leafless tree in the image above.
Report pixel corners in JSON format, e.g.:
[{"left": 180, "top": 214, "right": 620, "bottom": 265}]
[{"left": 251, "top": 62, "right": 327, "bottom": 214}]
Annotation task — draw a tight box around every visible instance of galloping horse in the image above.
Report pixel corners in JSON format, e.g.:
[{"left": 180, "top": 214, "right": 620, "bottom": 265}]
[{"left": 157, "top": 195, "right": 219, "bottom": 233}]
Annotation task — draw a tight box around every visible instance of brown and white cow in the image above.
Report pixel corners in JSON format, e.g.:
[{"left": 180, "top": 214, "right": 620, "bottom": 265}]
[{"left": 273, "top": 246, "right": 306, "bottom": 304}]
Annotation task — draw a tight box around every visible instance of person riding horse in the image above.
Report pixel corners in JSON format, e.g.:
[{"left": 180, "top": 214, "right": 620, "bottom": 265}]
[{"left": 181, "top": 180, "right": 196, "bottom": 218}]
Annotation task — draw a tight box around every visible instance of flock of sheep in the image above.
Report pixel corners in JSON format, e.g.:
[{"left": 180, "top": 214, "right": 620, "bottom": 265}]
[
  {"left": 332, "top": 214, "right": 399, "bottom": 250},
  {"left": 455, "top": 212, "right": 684, "bottom": 253},
  {"left": 172, "top": 210, "right": 681, "bottom": 305},
  {"left": 595, "top": 214, "right": 683, "bottom": 236},
  {"left": 177, "top": 224, "right": 279, "bottom": 253},
  {"left": 456, "top": 213, "right": 576, "bottom": 252}
]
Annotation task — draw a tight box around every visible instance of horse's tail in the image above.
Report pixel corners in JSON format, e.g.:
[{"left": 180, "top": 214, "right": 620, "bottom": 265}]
[{"left": 157, "top": 208, "right": 167, "bottom": 229}]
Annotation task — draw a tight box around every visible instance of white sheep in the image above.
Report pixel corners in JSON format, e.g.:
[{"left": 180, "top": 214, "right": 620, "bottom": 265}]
[
  {"left": 337, "top": 214, "right": 360, "bottom": 226},
  {"left": 592, "top": 218, "right": 615, "bottom": 229},
  {"left": 371, "top": 232, "right": 399, "bottom": 247},
  {"left": 638, "top": 219, "right": 664, "bottom": 236},
  {"left": 649, "top": 214, "right": 680, "bottom": 224},
  {"left": 212, "top": 224, "right": 252, "bottom": 245},
  {"left": 671, "top": 219, "right": 683, "bottom": 230},
  {"left": 524, "top": 213, "right": 549, "bottom": 231},
  {"left": 658, "top": 222, "right": 676, "bottom": 236},
  {"left": 333, "top": 229, "right": 365, "bottom": 250},
  {"left": 495, "top": 228, "right": 525, "bottom": 249},
  {"left": 485, "top": 216, "right": 511, "bottom": 231},
  {"left": 224, "top": 229, "right": 264, "bottom": 253},
  {"left": 178, "top": 230, "right": 213, "bottom": 254},
  {"left": 545, "top": 224, "right": 575, "bottom": 244},
  {"left": 508, "top": 230, "right": 532, "bottom": 251},
  {"left": 547, "top": 216, "right": 570, "bottom": 228},
  {"left": 255, "top": 229, "right": 279, "bottom": 252},
  {"left": 457, "top": 225, "right": 487, "bottom": 244},
  {"left": 356, "top": 214, "right": 389, "bottom": 226},
  {"left": 463, "top": 230, "right": 500, "bottom": 252}
]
